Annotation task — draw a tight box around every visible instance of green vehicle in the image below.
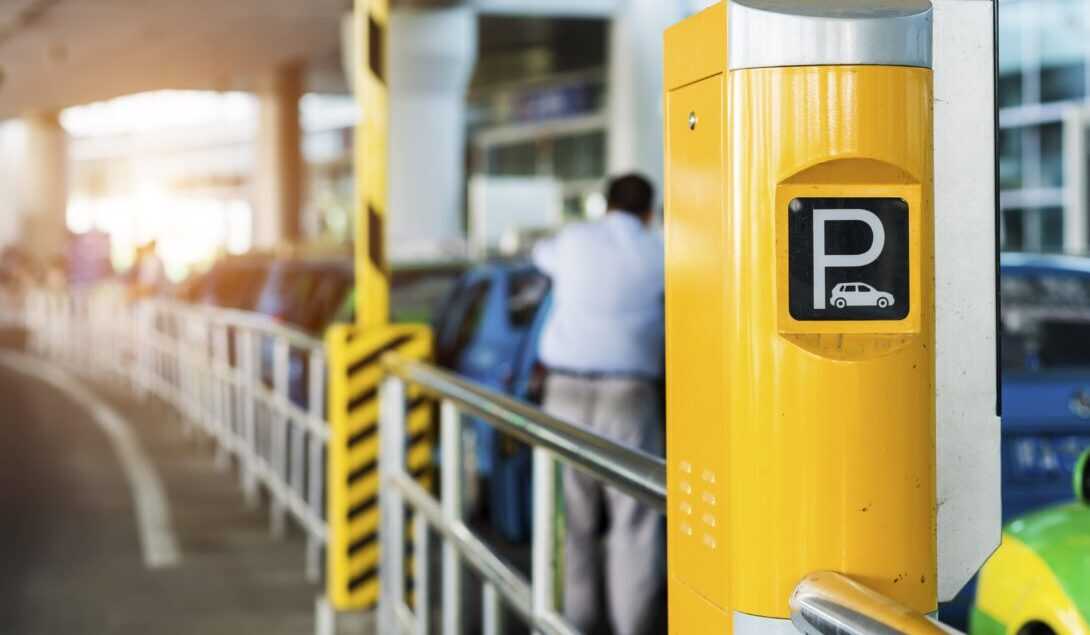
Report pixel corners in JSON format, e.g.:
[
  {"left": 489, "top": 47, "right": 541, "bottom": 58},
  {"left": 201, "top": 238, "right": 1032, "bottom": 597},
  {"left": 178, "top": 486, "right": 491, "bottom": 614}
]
[{"left": 972, "top": 450, "right": 1090, "bottom": 635}]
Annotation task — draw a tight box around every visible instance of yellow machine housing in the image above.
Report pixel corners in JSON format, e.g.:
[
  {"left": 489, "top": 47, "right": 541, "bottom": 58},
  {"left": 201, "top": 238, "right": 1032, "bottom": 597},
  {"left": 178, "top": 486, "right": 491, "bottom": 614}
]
[{"left": 664, "top": 2, "right": 936, "bottom": 630}]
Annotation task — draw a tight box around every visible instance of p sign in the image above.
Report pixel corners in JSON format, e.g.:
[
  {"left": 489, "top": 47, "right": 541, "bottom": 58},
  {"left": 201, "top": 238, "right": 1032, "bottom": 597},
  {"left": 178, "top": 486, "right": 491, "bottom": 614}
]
[{"left": 788, "top": 197, "right": 910, "bottom": 321}]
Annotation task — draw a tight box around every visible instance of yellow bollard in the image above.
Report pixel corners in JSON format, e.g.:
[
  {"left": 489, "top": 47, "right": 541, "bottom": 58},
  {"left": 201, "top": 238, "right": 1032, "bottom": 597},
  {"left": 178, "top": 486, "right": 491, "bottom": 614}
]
[{"left": 664, "top": 2, "right": 935, "bottom": 631}]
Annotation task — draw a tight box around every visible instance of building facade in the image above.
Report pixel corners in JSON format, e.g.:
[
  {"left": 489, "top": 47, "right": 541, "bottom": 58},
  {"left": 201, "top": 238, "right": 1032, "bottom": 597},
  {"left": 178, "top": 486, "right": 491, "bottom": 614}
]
[{"left": 999, "top": 0, "right": 1090, "bottom": 254}]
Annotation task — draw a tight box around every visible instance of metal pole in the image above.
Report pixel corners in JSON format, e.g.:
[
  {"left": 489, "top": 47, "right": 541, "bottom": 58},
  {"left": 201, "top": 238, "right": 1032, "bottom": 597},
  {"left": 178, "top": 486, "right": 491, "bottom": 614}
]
[
  {"left": 379, "top": 376, "right": 407, "bottom": 633},
  {"left": 440, "top": 399, "right": 463, "bottom": 635},
  {"left": 306, "top": 350, "right": 325, "bottom": 583},
  {"left": 270, "top": 337, "right": 290, "bottom": 537},
  {"left": 240, "top": 329, "right": 260, "bottom": 507},
  {"left": 414, "top": 513, "right": 430, "bottom": 635},
  {"left": 532, "top": 446, "right": 557, "bottom": 631},
  {"left": 482, "top": 583, "right": 504, "bottom": 635}
]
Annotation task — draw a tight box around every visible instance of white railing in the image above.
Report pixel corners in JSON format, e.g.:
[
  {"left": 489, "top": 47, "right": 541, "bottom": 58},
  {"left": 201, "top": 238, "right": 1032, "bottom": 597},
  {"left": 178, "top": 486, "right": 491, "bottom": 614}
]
[{"left": 25, "top": 288, "right": 329, "bottom": 583}]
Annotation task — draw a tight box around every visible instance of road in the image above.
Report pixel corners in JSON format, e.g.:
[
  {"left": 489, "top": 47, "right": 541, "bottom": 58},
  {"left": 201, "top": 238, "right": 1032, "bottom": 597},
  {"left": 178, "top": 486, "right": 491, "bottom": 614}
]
[{"left": 0, "top": 351, "right": 316, "bottom": 634}]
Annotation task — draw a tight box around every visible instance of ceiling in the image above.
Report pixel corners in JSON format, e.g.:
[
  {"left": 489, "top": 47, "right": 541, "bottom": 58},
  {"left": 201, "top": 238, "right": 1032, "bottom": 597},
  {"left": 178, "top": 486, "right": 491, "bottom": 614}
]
[{"left": 0, "top": 0, "right": 359, "bottom": 119}]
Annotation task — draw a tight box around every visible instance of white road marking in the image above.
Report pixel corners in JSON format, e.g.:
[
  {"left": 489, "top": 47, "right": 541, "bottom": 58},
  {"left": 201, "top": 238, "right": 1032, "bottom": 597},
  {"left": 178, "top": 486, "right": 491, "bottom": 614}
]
[{"left": 0, "top": 351, "right": 182, "bottom": 569}]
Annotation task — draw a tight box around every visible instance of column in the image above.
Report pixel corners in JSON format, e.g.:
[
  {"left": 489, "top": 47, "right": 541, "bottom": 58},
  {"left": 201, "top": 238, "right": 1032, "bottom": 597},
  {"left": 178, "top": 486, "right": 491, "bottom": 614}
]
[
  {"left": 607, "top": 0, "right": 687, "bottom": 196},
  {"left": 20, "top": 112, "right": 68, "bottom": 262},
  {"left": 254, "top": 63, "right": 304, "bottom": 249},
  {"left": 1063, "top": 105, "right": 1088, "bottom": 254},
  {"left": 387, "top": 7, "right": 478, "bottom": 262}
]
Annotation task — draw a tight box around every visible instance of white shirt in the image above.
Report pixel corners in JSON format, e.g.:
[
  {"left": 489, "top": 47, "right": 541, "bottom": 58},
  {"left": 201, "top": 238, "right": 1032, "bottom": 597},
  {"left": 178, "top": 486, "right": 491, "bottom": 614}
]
[{"left": 533, "top": 212, "right": 665, "bottom": 378}]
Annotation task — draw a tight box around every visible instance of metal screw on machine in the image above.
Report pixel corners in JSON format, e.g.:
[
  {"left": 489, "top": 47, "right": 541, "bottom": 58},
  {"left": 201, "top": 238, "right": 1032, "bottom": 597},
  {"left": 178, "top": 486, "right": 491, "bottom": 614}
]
[{"left": 689, "top": 111, "right": 698, "bottom": 130}]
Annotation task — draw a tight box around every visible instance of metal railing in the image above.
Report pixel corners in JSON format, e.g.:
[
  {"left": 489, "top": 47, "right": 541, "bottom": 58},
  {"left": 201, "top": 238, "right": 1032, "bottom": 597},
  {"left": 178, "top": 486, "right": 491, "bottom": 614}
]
[
  {"left": 791, "top": 572, "right": 955, "bottom": 635},
  {"left": 14, "top": 287, "right": 958, "bottom": 635},
  {"left": 25, "top": 288, "right": 329, "bottom": 583},
  {"left": 379, "top": 356, "right": 666, "bottom": 635}
]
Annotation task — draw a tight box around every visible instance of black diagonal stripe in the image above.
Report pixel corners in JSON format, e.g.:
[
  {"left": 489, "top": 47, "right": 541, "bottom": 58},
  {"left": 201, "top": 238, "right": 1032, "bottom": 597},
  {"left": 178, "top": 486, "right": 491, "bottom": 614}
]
[
  {"left": 406, "top": 395, "right": 430, "bottom": 415},
  {"left": 346, "top": 386, "right": 378, "bottom": 414},
  {"left": 410, "top": 464, "right": 431, "bottom": 481},
  {"left": 407, "top": 428, "right": 430, "bottom": 450},
  {"left": 347, "top": 459, "right": 378, "bottom": 486},
  {"left": 347, "top": 566, "right": 379, "bottom": 592},
  {"left": 347, "top": 423, "right": 378, "bottom": 449},
  {"left": 347, "top": 334, "right": 414, "bottom": 376},
  {"left": 347, "top": 495, "right": 378, "bottom": 521},
  {"left": 347, "top": 532, "right": 378, "bottom": 557},
  {"left": 368, "top": 205, "right": 387, "bottom": 276},
  {"left": 368, "top": 15, "right": 386, "bottom": 85}
]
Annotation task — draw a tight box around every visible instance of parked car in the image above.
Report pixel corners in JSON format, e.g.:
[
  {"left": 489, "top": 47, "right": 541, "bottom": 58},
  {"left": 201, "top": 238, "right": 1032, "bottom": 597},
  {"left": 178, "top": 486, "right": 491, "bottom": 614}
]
[
  {"left": 943, "top": 253, "right": 1090, "bottom": 630},
  {"left": 433, "top": 262, "right": 552, "bottom": 541},
  {"left": 971, "top": 448, "right": 1090, "bottom": 635}
]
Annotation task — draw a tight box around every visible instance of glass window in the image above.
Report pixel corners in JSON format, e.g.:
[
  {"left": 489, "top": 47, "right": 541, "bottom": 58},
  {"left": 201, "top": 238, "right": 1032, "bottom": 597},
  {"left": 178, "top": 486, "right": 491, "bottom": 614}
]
[
  {"left": 553, "top": 131, "right": 605, "bottom": 181},
  {"left": 1041, "top": 206, "right": 1065, "bottom": 252},
  {"left": 999, "top": 128, "right": 1023, "bottom": 189},
  {"left": 488, "top": 141, "right": 539, "bottom": 176},
  {"left": 1041, "top": 123, "right": 1064, "bottom": 188},
  {"left": 1001, "top": 270, "right": 1090, "bottom": 372},
  {"left": 1042, "top": 63, "right": 1086, "bottom": 103},
  {"left": 998, "top": 73, "right": 1024, "bottom": 109},
  {"left": 1004, "top": 208, "right": 1026, "bottom": 252},
  {"left": 1037, "top": 0, "right": 1089, "bottom": 102},
  {"left": 506, "top": 270, "right": 550, "bottom": 328},
  {"left": 437, "top": 280, "right": 492, "bottom": 367}
]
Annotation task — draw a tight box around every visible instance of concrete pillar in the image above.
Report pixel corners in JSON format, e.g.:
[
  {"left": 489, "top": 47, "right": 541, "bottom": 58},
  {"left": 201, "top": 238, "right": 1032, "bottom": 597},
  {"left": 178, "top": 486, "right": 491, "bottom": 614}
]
[
  {"left": 254, "top": 63, "right": 304, "bottom": 249},
  {"left": 607, "top": 0, "right": 686, "bottom": 198},
  {"left": 388, "top": 8, "right": 477, "bottom": 262},
  {"left": 20, "top": 112, "right": 68, "bottom": 262}
]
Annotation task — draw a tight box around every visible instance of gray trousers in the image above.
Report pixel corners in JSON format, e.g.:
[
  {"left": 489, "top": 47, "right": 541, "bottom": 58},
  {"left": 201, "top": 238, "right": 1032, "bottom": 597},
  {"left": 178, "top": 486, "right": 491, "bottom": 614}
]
[{"left": 543, "top": 374, "right": 666, "bottom": 635}]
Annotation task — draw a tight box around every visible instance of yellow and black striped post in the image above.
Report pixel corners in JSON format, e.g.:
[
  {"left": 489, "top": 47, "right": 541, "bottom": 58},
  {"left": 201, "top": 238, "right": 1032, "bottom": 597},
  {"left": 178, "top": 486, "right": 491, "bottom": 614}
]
[
  {"left": 354, "top": 0, "right": 390, "bottom": 330},
  {"left": 324, "top": 0, "right": 435, "bottom": 612},
  {"left": 325, "top": 324, "right": 434, "bottom": 609}
]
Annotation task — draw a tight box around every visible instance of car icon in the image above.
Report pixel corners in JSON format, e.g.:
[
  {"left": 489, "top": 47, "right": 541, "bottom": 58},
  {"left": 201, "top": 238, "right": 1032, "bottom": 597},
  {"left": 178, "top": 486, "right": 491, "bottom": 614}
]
[{"left": 830, "top": 282, "right": 895, "bottom": 309}]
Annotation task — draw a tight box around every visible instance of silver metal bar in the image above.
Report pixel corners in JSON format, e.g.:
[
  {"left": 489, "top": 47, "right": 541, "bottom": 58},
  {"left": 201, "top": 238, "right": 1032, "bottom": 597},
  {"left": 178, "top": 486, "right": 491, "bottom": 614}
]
[
  {"left": 306, "top": 349, "right": 326, "bottom": 582},
  {"left": 482, "top": 583, "right": 503, "bottom": 635},
  {"left": 385, "top": 358, "right": 666, "bottom": 511},
  {"left": 790, "top": 572, "right": 953, "bottom": 635},
  {"left": 240, "top": 329, "right": 259, "bottom": 507},
  {"left": 270, "top": 337, "right": 290, "bottom": 538},
  {"left": 439, "top": 400, "right": 463, "bottom": 635},
  {"left": 389, "top": 473, "right": 534, "bottom": 623},
  {"left": 414, "top": 513, "right": 430, "bottom": 635},
  {"left": 532, "top": 446, "right": 557, "bottom": 632},
  {"left": 380, "top": 377, "right": 408, "bottom": 635}
]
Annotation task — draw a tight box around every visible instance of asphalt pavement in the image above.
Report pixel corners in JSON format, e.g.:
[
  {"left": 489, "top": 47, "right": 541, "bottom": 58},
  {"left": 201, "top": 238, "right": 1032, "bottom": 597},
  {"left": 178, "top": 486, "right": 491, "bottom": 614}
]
[{"left": 0, "top": 349, "right": 317, "bottom": 634}]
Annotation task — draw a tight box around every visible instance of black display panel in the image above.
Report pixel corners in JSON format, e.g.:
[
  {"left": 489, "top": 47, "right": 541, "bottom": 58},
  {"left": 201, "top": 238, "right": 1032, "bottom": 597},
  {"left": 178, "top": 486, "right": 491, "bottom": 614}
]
[{"left": 788, "top": 197, "right": 910, "bottom": 322}]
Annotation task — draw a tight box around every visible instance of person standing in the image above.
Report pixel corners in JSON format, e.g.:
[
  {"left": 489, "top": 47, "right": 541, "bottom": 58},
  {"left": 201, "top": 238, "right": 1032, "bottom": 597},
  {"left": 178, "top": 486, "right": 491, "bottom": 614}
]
[{"left": 532, "top": 174, "right": 665, "bottom": 635}]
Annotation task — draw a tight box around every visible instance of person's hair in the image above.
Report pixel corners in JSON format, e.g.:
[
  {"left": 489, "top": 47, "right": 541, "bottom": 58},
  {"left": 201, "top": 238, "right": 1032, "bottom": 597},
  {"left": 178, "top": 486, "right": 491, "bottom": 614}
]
[{"left": 606, "top": 173, "right": 654, "bottom": 218}]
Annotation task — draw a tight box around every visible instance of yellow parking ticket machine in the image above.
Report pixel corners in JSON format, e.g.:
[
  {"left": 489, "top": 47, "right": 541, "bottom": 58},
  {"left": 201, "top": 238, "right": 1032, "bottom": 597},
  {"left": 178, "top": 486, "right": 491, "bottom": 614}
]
[{"left": 665, "top": 2, "right": 936, "bottom": 632}]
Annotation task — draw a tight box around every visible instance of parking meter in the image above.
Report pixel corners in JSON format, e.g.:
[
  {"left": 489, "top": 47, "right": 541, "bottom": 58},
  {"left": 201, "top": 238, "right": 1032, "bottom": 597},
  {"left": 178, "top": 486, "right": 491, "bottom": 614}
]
[{"left": 664, "top": 1, "right": 938, "bottom": 631}]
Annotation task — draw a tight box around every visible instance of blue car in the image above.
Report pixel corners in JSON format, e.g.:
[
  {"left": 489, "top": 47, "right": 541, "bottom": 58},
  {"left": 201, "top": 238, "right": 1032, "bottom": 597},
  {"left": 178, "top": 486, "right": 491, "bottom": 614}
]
[
  {"left": 942, "top": 252, "right": 1090, "bottom": 629},
  {"left": 999, "top": 253, "right": 1090, "bottom": 519},
  {"left": 434, "top": 262, "right": 552, "bottom": 541}
]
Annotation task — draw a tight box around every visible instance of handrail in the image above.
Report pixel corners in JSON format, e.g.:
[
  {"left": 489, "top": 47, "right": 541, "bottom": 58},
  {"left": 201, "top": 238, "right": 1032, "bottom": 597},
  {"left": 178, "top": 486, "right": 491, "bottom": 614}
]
[
  {"left": 152, "top": 298, "right": 325, "bottom": 352},
  {"left": 384, "top": 355, "right": 667, "bottom": 512},
  {"left": 791, "top": 572, "right": 954, "bottom": 635}
]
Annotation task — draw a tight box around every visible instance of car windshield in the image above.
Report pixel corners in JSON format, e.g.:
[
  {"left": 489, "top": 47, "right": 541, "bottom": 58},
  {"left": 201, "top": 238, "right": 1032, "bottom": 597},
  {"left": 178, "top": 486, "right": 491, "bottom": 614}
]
[{"left": 1002, "top": 271, "right": 1090, "bottom": 372}]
